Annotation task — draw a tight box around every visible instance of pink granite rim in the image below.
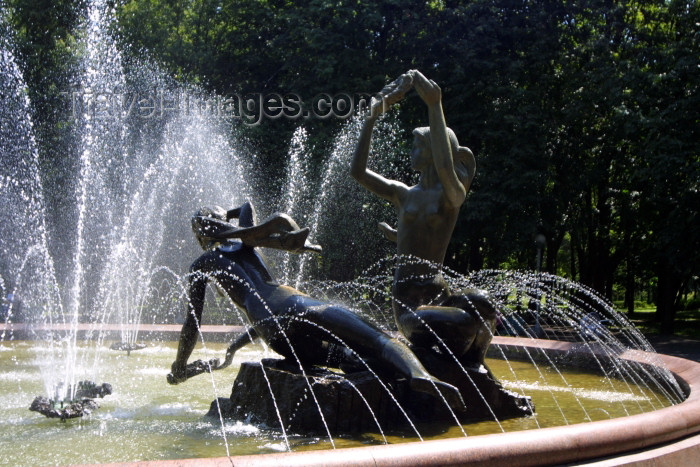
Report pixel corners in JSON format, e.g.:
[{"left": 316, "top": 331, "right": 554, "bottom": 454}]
[{"left": 77, "top": 336, "right": 700, "bottom": 466}]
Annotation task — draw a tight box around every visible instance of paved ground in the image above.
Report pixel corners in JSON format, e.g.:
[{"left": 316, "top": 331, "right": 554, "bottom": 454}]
[{"left": 646, "top": 334, "right": 700, "bottom": 362}]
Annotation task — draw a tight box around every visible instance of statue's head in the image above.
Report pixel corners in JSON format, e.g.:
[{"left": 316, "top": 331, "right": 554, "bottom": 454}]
[
  {"left": 412, "top": 126, "right": 460, "bottom": 154},
  {"left": 411, "top": 127, "right": 475, "bottom": 188},
  {"left": 191, "top": 205, "right": 227, "bottom": 250}
]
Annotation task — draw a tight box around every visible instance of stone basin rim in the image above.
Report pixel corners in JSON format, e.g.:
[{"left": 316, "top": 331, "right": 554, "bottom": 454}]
[{"left": 75, "top": 336, "right": 700, "bottom": 467}]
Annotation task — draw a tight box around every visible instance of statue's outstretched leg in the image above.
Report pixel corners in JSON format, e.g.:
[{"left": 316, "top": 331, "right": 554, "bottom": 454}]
[{"left": 287, "top": 304, "right": 465, "bottom": 411}]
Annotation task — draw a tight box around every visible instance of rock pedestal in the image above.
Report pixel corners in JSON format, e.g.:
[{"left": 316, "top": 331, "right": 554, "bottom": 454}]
[
  {"left": 411, "top": 347, "right": 533, "bottom": 421},
  {"left": 209, "top": 359, "right": 413, "bottom": 434},
  {"left": 209, "top": 358, "right": 533, "bottom": 435}
]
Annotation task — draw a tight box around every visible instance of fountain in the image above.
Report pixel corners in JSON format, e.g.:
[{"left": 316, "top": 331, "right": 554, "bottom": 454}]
[
  {"left": 1, "top": 2, "right": 700, "bottom": 466},
  {"left": 0, "top": 0, "right": 252, "bottom": 412}
]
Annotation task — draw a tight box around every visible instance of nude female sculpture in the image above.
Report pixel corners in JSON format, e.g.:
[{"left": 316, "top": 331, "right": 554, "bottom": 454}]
[
  {"left": 167, "top": 202, "right": 464, "bottom": 410},
  {"left": 351, "top": 70, "right": 496, "bottom": 367}
]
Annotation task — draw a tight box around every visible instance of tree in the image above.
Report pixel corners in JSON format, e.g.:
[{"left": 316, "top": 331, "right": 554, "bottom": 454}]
[{"left": 626, "top": 0, "right": 700, "bottom": 332}]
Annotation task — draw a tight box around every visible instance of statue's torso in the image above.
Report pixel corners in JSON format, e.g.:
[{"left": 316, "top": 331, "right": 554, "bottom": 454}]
[
  {"left": 194, "top": 244, "right": 326, "bottom": 341},
  {"left": 396, "top": 185, "right": 459, "bottom": 264},
  {"left": 393, "top": 185, "right": 458, "bottom": 311}
]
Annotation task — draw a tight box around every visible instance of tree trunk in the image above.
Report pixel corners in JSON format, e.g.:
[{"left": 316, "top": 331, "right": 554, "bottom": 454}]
[
  {"left": 595, "top": 184, "right": 613, "bottom": 299},
  {"left": 569, "top": 231, "right": 578, "bottom": 281},
  {"left": 657, "top": 263, "right": 682, "bottom": 335},
  {"left": 625, "top": 264, "right": 635, "bottom": 317},
  {"left": 545, "top": 232, "right": 564, "bottom": 274}
]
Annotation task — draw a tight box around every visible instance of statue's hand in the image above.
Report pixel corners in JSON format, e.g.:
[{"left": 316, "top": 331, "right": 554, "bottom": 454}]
[
  {"left": 412, "top": 70, "right": 441, "bottom": 106},
  {"left": 167, "top": 362, "right": 188, "bottom": 385},
  {"left": 167, "top": 359, "right": 221, "bottom": 384},
  {"left": 370, "top": 72, "right": 414, "bottom": 117}
]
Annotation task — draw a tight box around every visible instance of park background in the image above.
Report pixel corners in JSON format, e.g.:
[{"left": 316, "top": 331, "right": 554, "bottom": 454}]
[{"left": 2, "top": 0, "right": 698, "bottom": 335}]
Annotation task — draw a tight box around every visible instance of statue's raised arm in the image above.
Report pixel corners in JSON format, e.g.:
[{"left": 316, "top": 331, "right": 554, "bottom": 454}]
[
  {"left": 350, "top": 72, "right": 414, "bottom": 205},
  {"left": 412, "top": 70, "right": 468, "bottom": 208}
]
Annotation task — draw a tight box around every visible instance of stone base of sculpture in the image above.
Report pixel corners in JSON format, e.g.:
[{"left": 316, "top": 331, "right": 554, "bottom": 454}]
[
  {"left": 208, "top": 358, "right": 532, "bottom": 434},
  {"left": 410, "top": 347, "right": 534, "bottom": 421}
]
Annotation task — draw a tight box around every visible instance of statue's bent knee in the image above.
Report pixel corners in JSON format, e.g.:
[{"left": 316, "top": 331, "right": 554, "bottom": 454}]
[{"left": 396, "top": 289, "right": 497, "bottom": 362}]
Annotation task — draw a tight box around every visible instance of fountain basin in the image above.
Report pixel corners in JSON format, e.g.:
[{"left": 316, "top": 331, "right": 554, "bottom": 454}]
[
  {"left": 116, "top": 337, "right": 700, "bottom": 467},
  {"left": 2, "top": 334, "right": 696, "bottom": 466}
]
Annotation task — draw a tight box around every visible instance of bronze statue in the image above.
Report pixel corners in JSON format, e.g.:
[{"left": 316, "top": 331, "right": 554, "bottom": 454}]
[
  {"left": 351, "top": 70, "right": 496, "bottom": 367},
  {"left": 167, "top": 202, "right": 465, "bottom": 411}
]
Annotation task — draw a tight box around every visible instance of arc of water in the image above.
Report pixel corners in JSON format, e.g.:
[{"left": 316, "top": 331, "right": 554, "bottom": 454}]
[
  {"left": 493, "top": 317, "right": 574, "bottom": 424},
  {"left": 308, "top": 280, "right": 474, "bottom": 434},
  {"left": 545, "top": 304, "right": 676, "bottom": 410},
  {"left": 563, "top": 281, "right": 684, "bottom": 403},
  {"left": 293, "top": 132, "right": 355, "bottom": 288},
  {"left": 292, "top": 113, "right": 404, "bottom": 289},
  {"left": 0, "top": 26, "right": 64, "bottom": 391},
  {"left": 508, "top": 270, "right": 683, "bottom": 405},
  {"left": 299, "top": 278, "right": 394, "bottom": 331},
  {"left": 223, "top": 305, "right": 297, "bottom": 452},
  {"left": 393, "top": 312, "right": 502, "bottom": 427},
  {"left": 46, "top": 0, "right": 133, "bottom": 401},
  {"left": 333, "top": 378, "right": 388, "bottom": 444},
  {"left": 470, "top": 268, "right": 683, "bottom": 421},
  {"left": 512, "top": 274, "right": 630, "bottom": 418},
  {"left": 302, "top": 267, "right": 485, "bottom": 435},
  {"left": 246, "top": 315, "right": 337, "bottom": 447},
  {"left": 478, "top": 270, "right": 611, "bottom": 423},
  {"left": 92, "top": 144, "right": 180, "bottom": 345},
  {"left": 528, "top": 278, "right": 646, "bottom": 414}
]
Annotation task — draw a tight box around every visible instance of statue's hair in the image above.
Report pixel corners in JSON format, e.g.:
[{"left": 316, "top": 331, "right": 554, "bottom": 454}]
[
  {"left": 191, "top": 205, "right": 227, "bottom": 248},
  {"left": 413, "top": 126, "right": 460, "bottom": 155},
  {"left": 193, "top": 205, "right": 226, "bottom": 222},
  {"left": 412, "top": 127, "right": 476, "bottom": 189}
]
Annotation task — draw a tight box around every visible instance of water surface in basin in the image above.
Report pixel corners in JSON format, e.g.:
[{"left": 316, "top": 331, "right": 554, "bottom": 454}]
[{"left": 0, "top": 341, "right": 673, "bottom": 466}]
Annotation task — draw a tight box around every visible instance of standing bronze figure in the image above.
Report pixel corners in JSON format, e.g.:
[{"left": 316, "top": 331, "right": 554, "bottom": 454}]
[{"left": 351, "top": 70, "right": 496, "bottom": 367}]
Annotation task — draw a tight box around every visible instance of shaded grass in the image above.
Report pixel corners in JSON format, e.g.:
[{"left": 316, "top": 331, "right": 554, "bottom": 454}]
[{"left": 621, "top": 307, "right": 700, "bottom": 341}]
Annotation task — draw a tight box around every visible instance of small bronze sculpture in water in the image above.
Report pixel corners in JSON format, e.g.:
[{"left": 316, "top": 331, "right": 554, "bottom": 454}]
[
  {"left": 167, "top": 201, "right": 465, "bottom": 411},
  {"left": 351, "top": 70, "right": 497, "bottom": 368},
  {"left": 109, "top": 342, "right": 147, "bottom": 355},
  {"left": 29, "top": 381, "right": 112, "bottom": 421}
]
